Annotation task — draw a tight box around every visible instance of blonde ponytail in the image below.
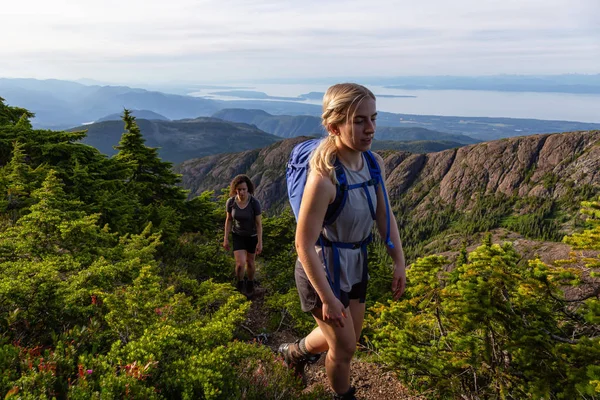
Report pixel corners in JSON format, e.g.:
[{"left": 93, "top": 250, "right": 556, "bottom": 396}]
[{"left": 309, "top": 134, "right": 338, "bottom": 183}]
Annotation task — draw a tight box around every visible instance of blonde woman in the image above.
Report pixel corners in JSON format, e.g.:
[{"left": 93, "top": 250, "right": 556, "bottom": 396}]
[{"left": 278, "top": 83, "right": 406, "bottom": 400}]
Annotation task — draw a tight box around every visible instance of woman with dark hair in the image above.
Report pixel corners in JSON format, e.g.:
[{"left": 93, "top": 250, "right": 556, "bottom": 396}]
[{"left": 223, "top": 174, "right": 262, "bottom": 296}]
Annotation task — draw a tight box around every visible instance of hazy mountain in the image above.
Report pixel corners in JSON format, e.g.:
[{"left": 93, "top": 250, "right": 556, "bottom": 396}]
[
  {"left": 0, "top": 78, "right": 220, "bottom": 129},
  {"left": 72, "top": 117, "right": 282, "bottom": 163},
  {"left": 371, "top": 140, "right": 466, "bottom": 152},
  {"left": 374, "top": 127, "right": 479, "bottom": 144},
  {"left": 374, "top": 111, "right": 600, "bottom": 141},
  {"left": 211, "top": 109, "right": 477, "bottom": 144},
  {"left": 212, "top": 109, "right": 324, "bottom": 137},
  {"left": 2, "top": 78, "right": 598, "bottom": 139},
  {"left": 176, "top": 131, "right": 600, "bottom": 215},
  {"left": 96, "top": 110, "right": 169, "bottom": 122}
]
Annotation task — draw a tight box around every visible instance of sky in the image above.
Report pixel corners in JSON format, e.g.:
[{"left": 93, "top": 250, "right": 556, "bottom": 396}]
[{"left": 1, "top": 0, "right": 599, "bottom": 84}]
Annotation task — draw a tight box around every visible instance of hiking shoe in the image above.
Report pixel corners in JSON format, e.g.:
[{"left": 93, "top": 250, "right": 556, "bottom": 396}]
[
  {"left": 278, "top": 339, "right": 321, "bottom": 378},
  {"left": 246, "top": 280, "right": 255, "bottom": 295},
  {"left": 333, "top": 386, "right": 356, "bottom": 400},
  {"left": 236, "top": 280, "right": 244, "bottom": 292}
]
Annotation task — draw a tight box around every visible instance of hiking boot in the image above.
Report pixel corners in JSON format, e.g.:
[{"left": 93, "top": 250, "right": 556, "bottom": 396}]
[
  {"left": 236, "top": 280, "right": 244, "bottom": 292},
  {"left": 278, "top": 339, "right": 321, "bottom": 378},
  {"left": 333, "top": 386, "right": 357, "bottom": 400},
  {"left": 246, "top": 279, "right": 255, "bottom": 295}
]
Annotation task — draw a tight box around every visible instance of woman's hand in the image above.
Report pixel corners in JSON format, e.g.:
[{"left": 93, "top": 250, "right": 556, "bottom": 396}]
[
  {"left": 223, "top": 239, "right": 230, "bottom": 251},
  {"left": 322, "top": 298, "right": 347, "bottom": 328},
  {"left": 256, "top": 241, "right": 263, "bottom": 255},
  {"left": 392, "top": 264, "right": 406, "bottom": 300}
]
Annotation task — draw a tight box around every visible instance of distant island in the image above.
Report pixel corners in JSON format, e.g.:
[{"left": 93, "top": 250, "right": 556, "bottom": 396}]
[
  {"left": 209, "top": 90, "right": 300, "bottom": 101},
  {"left": 210, "top": 90, "right": 417, "bottom": 102}
]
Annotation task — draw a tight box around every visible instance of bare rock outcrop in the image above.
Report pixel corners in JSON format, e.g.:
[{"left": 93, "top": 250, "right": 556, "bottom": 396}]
[{"left": 177, "top": 131, "right": 600, "bottom": 213}]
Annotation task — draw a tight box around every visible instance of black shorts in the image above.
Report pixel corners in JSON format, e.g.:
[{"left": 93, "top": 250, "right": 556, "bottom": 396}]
[
  {"left": 232, "top": 233, "right": 258, "bottom": 254},
  {"left": 294, "top": 261, "right": 368, "bottom": 312}
]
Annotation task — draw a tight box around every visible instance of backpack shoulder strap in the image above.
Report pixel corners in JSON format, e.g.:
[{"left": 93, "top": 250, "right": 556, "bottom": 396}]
[
  {"left": 226, "top": 196, "right": 235, "bottom": 212},
  {"left": 248, "top": 195, "right": 255, "bottom": 215},
  {"left": 323, "top": 158, "right": 348, "bottom": 226},
  {"left": 364, "top": 151, "right": 395, "bottom": 249},
  {"left": 364, "top": 150, "right": 381, "bottom": 180}
]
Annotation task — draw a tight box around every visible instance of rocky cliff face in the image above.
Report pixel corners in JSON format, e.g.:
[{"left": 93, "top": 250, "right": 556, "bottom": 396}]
[
  {"left": 176, "top": 131, "right": 600, "bottom": 213},
  {"left": 176, "top": 137, "right": 307, "bottom": 208}
]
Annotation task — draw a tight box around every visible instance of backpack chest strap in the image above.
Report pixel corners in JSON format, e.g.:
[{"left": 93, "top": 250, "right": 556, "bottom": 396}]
[
  {"left": 317, "top": 234, "right": 372, "bottom": 299},
  {"left": 338, "top": 179, "right": 379, "bottom": 221}
]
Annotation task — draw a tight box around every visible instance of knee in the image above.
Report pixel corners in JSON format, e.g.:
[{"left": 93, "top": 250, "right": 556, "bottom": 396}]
[
  {"left": 328, "top": 341, "right": 356, "bottom": 364},
  {"left": 235, "top": 262, "right": 245, "bottom": 270},
  {"left": 246, "top": 259, "right": 255, "bottom": 269}
]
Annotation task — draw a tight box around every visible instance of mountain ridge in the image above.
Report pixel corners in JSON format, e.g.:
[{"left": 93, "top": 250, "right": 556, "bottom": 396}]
[
  {"left": 176, "top": 130, "right": 600, "bottom": 215},
  {"left": 73, "top": 118, "right": 282, "bottom": 163}
]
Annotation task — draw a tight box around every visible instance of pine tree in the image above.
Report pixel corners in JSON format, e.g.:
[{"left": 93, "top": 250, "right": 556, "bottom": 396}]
[
  {"left": 0, "top": 141, "right": 43, "bottom": 221},
  {"left": 113, "top": 109, "right": 186, "bottom": 206},
  {"left": 113, "top": 110, "right": 188, "bottom": 240},
  {"left": 0, "top": 97, "right": 34, "bottom": 126},
  {"left": 0, "top": 170, "right": 112, "bottom": 262},
  {"left": 456, "top": 241, "right": 468, "bottom": 267}
]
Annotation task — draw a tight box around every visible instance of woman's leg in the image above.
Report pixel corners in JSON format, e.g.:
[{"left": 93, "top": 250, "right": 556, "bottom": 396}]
[
  {"left": 305, "top": 299, "right": 365, "bottom": 353},
  {"left": 348, "top": 299, "right": 366, "bottom": 343},
  {"left": 311, "top": 307, "right": 357, "bottom": 395},
  {"left": 246, "top": 252, "right": 256, "bottom": 281},
  {"left": 304, "top": 326, "right": 329, "bottom": 353},
  {"left": 233, "top": 250, "right": 247, "bottom": 291}
]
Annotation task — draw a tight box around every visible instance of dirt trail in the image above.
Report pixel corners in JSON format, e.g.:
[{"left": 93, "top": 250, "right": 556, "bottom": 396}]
[{"left": 242, "top": 286, "right": 420, "bottom": 400}]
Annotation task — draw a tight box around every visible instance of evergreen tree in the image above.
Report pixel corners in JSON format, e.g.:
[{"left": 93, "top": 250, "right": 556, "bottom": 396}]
[
  {"left": 0, "top": 97, "right": 34, "bottom": 126},
  {"left": 113, "top": 110, "right": 189, "bottom": 241},
  {"left": 113, "top": 109, "right": 186, "bottom": 206},
  {"left": 0, "top": 141, "right": 39, "bottom": 221}
]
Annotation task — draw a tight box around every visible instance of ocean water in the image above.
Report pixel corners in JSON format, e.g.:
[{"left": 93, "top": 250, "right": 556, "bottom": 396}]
[{"left": 190, "top": 83, "right": 600, "bottom": 123}]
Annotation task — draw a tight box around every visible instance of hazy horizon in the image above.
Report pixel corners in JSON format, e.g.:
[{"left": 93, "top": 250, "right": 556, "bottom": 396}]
[{"left": 3, "top": 73, "right": 600, "bottom": 88}]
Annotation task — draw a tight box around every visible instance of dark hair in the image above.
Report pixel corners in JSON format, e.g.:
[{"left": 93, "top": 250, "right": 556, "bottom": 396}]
[{"left": 229, "top": 174, "right": 255, "bottom": 197}]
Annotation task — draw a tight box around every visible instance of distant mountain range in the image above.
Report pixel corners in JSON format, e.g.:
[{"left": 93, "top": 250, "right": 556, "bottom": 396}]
[
  {"left": 74, "top": 114, "right": 471, "bottom": 163},
  {"left": 211, "top": 108, "right": 324, "bottom": 138},
  {"left": 374, "top": 126, "right": 478, "bottom": 144},
  {"left": 0, "top": 78, "right": 219, "bottom": 129},
  {"left": 370, "top": 140, "right": 466, "bottom": 153},
  {"left": 211, "top": 108, "right": 478, "bottom": 144},
  {"left": 96, "top": 109, "right": 169, "bottom": 122},
  {"left": 1, "top": 78, "right": 598, "bottom": 140},
  {"left": 373, "top": 112, "right": 600, "bottom": 141},
  {"left": 72, "top": 117, "right": 282, "bottom": 163}
]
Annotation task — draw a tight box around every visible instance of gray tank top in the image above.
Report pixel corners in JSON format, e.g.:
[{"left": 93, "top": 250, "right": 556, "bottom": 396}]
[{"left": 298, "top": 158, "right": 377, "bottom": 292}]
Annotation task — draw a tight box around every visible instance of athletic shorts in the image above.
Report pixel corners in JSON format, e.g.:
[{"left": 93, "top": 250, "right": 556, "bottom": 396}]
[
  {"left": 232, "top": 233, "right": 258, "bottom": 254},
  {"left": 294, "top": 261, "right": 368, "bottom": 312}
]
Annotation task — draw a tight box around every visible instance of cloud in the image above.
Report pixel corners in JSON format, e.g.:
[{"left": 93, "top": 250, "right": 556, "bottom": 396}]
[{"left": 1, "top": 0, "right": 598, "bottom": 82}]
